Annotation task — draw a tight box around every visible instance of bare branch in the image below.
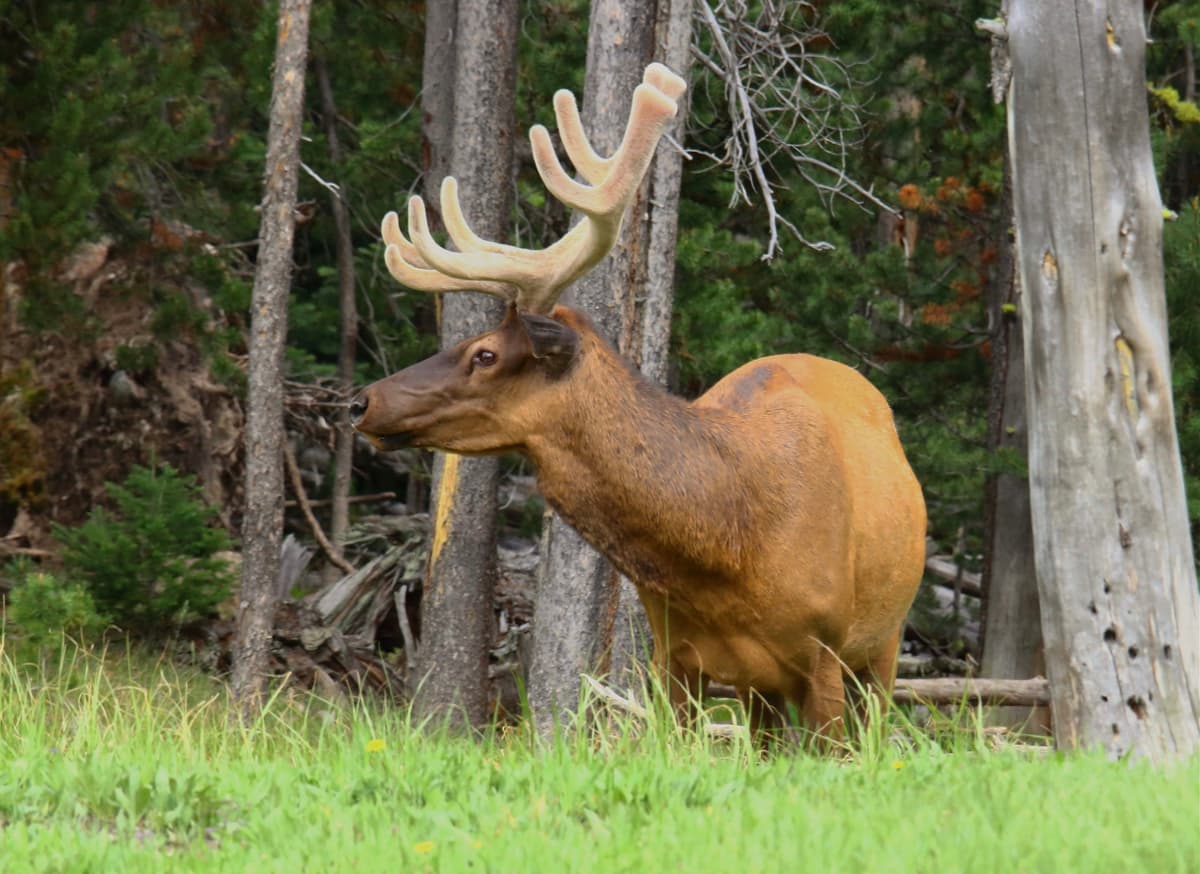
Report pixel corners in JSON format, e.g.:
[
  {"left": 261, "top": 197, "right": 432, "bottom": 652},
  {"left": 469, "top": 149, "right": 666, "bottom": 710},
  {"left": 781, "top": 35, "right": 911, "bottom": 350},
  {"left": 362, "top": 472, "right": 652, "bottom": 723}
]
[
  {"left": 283, "top": 440, "right": 356, "bottom": 576},
  {"left": 694, "top": 0, "right": 898, "bottom": 257}
]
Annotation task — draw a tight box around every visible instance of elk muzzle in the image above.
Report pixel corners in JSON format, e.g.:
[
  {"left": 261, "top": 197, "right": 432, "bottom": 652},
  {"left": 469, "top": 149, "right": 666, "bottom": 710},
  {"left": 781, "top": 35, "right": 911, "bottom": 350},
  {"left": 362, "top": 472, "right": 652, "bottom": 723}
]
[
  {"left": 348, "top": 388, "right": 415, "bottom": 451},
  {"left": 348, "top": 348, "right": 465, "bottom": 451}
]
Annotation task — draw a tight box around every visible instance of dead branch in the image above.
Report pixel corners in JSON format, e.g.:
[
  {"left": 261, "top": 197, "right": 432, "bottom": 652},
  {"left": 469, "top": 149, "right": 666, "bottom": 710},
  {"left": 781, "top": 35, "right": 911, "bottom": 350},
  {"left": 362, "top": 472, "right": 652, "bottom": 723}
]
[
  {"left": 892, "top": 676, "right": 1050, "bottom": 708},
  {"left": 694, "top": 0, "right": 897, "bottom": 258},
  {"left": 283, "top": 440, "right": 355, "bottom": 575},
  {"left": 925, "top": 554, "right": 984, "bottom": 599},
  {"left": 395, "top": 584, "right": 418, "bottom": 660},
  {"left": 582, "top": 675, "right": 748, "bottom": 741},
  {"left": 285, "top": 491, "right": 397, "bottom": 510}
]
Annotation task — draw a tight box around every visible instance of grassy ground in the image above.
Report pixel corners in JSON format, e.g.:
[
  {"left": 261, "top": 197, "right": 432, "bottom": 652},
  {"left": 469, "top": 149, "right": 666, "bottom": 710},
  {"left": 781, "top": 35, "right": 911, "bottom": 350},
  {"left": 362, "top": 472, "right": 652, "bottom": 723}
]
[{"left": 0, "top": 639, "right": 1196, "bottom": 873}]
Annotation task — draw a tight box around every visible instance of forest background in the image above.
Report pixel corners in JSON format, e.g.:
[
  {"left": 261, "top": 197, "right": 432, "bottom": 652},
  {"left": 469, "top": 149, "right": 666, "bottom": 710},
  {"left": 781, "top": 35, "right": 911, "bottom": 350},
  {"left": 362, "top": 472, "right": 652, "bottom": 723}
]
[{"left": 0, "top": 0, "right": 1196, "bottom": 666}]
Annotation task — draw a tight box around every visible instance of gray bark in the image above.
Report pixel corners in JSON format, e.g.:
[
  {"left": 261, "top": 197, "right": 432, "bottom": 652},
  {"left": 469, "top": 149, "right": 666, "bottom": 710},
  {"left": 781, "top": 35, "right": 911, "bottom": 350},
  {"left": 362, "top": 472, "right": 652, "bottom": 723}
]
[
  {"left": 610, "top": 0, "right": 697, "bottom": 690},
  {"left": 979, "top": 46, "right": 1045, "bottom": 727},
  {"left": 1008, "top": 0, "right": 1200, "bottom": 759},
  {"left": 980, "top": 261, "right": 1046, "bottom": 730},
  {"left": 530, "top": 0, "right": 660, "bottom": 732},
  {"left": 638, "top": 0, "right": 694, "bottom": 386},
  {"left": 411, "top": 0, "right": 518, "bottom": 731},
  {"left": 315, "top": 57, "right": 357, "bottom": 565},
  {"left": 231, "top": 0, "right": 312, "bottom": 714},
  {"left": 420, "top": 0, "right": 456, "bottom": 227}
]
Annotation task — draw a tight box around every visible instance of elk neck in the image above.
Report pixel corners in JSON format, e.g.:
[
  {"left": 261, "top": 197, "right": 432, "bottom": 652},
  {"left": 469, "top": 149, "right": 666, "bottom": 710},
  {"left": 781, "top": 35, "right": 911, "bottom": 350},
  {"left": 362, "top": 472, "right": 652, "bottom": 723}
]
[{"left": 523, "top": 323, "right": 760, "bottom": 594}]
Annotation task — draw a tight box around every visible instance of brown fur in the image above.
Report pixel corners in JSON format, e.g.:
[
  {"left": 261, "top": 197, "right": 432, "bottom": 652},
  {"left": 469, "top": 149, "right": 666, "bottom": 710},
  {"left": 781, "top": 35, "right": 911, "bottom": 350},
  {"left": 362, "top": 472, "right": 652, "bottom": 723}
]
[{"left": 353, "top": 304, "right": 926, "bottom": 743}]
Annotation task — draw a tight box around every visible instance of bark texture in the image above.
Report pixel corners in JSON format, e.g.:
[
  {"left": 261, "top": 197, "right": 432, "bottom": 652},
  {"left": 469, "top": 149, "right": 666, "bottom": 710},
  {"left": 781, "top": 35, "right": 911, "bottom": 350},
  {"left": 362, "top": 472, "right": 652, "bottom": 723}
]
[
  {"left": 1008, "top": 0, "right": 1200, "bottom": 759},
  {"left": 231, "top": 0, "right": 312, "bottom": 713},
  {"left": 411, "top": 0, "right": 517, "bottom": 731},
  {"left": 980, "top": 145, "right": 1045, "bottom": 731},
  {"left": 315, "top": 56, "right": 357, "bottom": 563},
  {"left": 611, "top": 0, "right": 696, "bottom": 689},
  {"left": 530, "top": 0, "right": 660, "bottom": 729}
]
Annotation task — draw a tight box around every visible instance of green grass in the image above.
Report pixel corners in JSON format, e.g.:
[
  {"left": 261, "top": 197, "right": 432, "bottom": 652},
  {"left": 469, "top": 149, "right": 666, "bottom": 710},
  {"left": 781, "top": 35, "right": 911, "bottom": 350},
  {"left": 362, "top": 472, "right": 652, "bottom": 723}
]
[{"left": 0, "top": 638, "right": 1196, "bottom": 873}]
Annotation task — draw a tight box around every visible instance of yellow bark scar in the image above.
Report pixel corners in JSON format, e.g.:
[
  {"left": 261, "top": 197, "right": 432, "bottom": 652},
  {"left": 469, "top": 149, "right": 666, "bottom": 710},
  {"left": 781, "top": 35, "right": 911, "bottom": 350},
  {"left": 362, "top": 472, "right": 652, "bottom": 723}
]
[
  {"left": 430, "top": 452, "right": 461, "bottom": 568},
  {"left": 1105, "top": 20, "right": 1119, "bottom": 52},
  {"left": 1041, "top": 250, "right": 1057, "bottom": 282},
  {"left": 1115, "top": 335, "right": 1137, "bottom": 417}
]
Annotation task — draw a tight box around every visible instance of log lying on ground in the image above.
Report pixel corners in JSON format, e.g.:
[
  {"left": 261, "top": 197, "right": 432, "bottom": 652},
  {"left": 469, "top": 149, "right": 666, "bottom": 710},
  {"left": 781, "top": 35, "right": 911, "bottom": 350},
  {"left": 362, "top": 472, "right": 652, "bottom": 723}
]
[
  {"left": 892, "top": 676, "right": 1050, "bottom": 707},
  {"left": 924, "top": 554, "right": 984, "bottom": 599}
]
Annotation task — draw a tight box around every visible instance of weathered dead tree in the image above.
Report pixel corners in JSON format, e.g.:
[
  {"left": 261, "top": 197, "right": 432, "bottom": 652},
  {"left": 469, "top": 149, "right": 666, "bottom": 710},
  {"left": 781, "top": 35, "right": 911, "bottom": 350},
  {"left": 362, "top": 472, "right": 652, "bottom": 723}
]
[
  {"left": 1006, "top": 0, "right": 1200, "bottom": 759},
  {"left": 530, "top": 0, "right": 663, "bottom": 733}
]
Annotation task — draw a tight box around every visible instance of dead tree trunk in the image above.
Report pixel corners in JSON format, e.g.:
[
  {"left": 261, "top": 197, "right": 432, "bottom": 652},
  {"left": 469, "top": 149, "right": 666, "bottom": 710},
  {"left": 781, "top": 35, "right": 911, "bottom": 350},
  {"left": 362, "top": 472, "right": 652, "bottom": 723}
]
[
  {"left": 410, "top": 0, "right": 518, "bottom": 731},
  {"left": 530, "top": 0, "right": 660, "bottom": 730},
  {"left": 231, "top": 0, "right": 312, "bottom": 714},
  {"left": 1007, "top": 0, "right": 1200, "bottom": 759},
  {"left": 315, "top": 56, "right": 357, "bottom": 567},
  {"left": 978, "top": 25, "right": 1045, "bottom": 726}
]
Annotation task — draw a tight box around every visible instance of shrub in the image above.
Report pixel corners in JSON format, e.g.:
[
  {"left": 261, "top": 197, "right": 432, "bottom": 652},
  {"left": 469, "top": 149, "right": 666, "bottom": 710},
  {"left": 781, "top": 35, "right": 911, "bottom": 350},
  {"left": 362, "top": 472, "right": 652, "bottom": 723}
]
[
  {"left": 6, "top": 568, "right": 104, "bottom": 644},
  {"left": 52, "top": 464, "right": 233, "bottom": 635}
]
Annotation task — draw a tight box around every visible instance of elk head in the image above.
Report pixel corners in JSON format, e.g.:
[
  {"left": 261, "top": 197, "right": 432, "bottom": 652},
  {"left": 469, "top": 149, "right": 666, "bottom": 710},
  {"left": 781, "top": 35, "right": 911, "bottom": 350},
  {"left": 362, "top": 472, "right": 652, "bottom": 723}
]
[{"left": 350, "top": 63, "right": 686, "bottom": 452}]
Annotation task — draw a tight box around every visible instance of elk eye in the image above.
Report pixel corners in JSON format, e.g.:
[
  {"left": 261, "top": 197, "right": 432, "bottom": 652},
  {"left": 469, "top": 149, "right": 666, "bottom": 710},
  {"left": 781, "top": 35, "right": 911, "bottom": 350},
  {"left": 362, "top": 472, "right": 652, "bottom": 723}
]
[{"left": 471, "top": 348, "right": 497, "bottom": 368}]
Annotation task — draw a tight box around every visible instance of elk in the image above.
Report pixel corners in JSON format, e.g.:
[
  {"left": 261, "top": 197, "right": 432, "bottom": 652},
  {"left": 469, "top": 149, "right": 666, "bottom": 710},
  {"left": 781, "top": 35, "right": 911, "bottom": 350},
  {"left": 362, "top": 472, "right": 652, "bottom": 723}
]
[{"left": 350, "top": 63, "right": 926, "bottom": 742}]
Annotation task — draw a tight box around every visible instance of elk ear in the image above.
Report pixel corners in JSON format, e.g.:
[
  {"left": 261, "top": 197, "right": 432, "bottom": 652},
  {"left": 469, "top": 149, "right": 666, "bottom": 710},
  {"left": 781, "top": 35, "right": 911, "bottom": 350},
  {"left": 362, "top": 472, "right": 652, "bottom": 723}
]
[{"left": 519, "top": 312, "right": 579, "bottom": 377}]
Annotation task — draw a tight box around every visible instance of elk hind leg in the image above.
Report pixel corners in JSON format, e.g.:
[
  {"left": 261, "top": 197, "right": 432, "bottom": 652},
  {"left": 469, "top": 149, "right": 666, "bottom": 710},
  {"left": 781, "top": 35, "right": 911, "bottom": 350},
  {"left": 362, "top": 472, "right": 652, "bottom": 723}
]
[
  {"left": 739, "top": 688, "right": 790, "bottom": 752},
  {"left": 659, "top": 654, "right": 708, "bottom": 729},
  {"left": 850, "top": 627, "right": 903, "bottom": 732},
  {"left": 798, "top": 649, "right": 848, "bottom": 751}
]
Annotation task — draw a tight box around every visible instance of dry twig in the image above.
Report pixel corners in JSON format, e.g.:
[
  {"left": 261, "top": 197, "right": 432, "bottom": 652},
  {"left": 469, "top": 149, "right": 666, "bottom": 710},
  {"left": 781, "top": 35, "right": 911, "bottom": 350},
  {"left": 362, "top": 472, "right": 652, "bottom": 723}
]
[
  {"left": 582, "top": 675, "right": 748, "bottom": 741},
  {"left": 283, "top": 441, "right": 356, "bottom": 575},
  {"left": 694, "top": 0, "right": 897, "bottom": 257}
]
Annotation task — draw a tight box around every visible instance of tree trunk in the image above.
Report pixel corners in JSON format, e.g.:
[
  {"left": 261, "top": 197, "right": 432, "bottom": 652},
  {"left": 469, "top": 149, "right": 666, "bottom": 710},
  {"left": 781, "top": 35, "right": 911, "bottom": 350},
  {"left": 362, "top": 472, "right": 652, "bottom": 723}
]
[
  {"left": 314, "top": 56, "right": 357, "bottom": 568},
  {"left": 411, "top": 0, "right": 518, "bottom": 731},
  {"left": 638, "top": 0, "right": 694, "bottom": 387},
  {"left": 1007, "top": 0, "right": 1200, "bottom": 759},
  {"left": 610, "top": 0, "right": 696, "bottom": 690},
  {"left": 980, "top": 115, "right": 1045, "bottom": 731},
  {"left": 231, "top": 0, "right": 312, "bottom": 715},
  {"left": 419, "top": 0, "right": 456, "bottom": 229},
  {"left": 530, "top": 0, "right": 660, "bottom": 731}
]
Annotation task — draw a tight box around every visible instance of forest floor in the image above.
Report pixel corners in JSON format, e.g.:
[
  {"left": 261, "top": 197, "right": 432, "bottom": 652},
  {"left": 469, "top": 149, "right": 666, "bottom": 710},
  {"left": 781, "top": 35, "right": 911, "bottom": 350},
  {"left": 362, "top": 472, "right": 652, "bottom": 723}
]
[{"left": 1, "top": 639, "right": 1196, "bottom": 873}]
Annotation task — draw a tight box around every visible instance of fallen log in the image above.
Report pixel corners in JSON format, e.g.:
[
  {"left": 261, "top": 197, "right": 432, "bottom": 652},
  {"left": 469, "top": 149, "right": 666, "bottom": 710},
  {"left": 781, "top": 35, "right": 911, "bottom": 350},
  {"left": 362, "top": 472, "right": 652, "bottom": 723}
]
[
  {"left": 285, "top": 491, "right": 397, "bottom": 509},
  {"left": 925, "top": 554, "right": 984, "bottom": 599},
  {"left": 892, "top": 676, "right": 1050, "bottom": 707}
]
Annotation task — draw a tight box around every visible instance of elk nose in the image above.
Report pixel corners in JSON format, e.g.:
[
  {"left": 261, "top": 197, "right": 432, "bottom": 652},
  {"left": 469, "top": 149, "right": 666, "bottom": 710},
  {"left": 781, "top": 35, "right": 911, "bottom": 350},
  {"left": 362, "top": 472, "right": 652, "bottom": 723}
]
[{"left": 348, "top": 393, "right": 369, "bottom": 427}]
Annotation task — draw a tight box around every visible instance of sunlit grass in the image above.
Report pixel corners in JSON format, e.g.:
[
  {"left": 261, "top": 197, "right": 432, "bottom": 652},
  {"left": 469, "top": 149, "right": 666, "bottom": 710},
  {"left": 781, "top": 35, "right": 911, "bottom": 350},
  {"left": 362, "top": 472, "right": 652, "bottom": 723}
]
[{"left": 0, "top": 635, "right": 1196, "bottom": 873}]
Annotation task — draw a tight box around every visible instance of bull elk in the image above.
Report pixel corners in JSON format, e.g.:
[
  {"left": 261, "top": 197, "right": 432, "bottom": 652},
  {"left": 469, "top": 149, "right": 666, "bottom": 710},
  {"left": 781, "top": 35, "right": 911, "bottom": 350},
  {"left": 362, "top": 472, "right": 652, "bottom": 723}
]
[{"left": 350, "top": 63, "right": 926, "bottom": 742}]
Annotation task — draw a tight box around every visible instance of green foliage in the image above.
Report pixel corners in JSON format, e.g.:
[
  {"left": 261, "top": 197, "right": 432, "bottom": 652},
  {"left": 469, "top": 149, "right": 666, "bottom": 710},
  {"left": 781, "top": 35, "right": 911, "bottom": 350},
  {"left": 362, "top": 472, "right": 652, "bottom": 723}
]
[
  {"left": 0, "top": 363, "right": 47, "bottom": 508},
  {"left": 1163, "top": 200, "right": 1200, "bottom": 536},
  {"left": 113, "top": 340, "right": 159, "bottom": 375},
  {"left": 4, "top": 567, "right": 104, "bottom": 645},
  {"left": 52, "top": 465, "right": 233, "bottom": 634},
  {"left": 0, "top": 3, "right": 231, "bottom": 263}
]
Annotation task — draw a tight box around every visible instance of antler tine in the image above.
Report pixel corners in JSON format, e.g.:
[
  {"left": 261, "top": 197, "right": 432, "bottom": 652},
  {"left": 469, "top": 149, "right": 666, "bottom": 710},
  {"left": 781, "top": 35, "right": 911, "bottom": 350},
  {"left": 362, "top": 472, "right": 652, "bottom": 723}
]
[
  {"left": 530, "top": 76, "right": 682, "bottom": 219},
  {"left": 381, "top": 204, "right": 517, "bottom": 301},
  {"left": 643, "top": 62, "right": 687, "bottom": 101},
  {"left": 547, "top": 91, "right": 609, "bottom": 185}
]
